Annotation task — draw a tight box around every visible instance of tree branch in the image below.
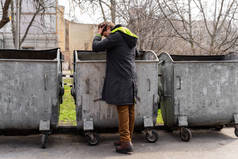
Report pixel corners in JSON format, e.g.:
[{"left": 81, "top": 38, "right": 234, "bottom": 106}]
[
  {"left": 20, "top": 2, "right": 44, "bottom": 46},
  {"left": 0, "top": 0, "right": 12, "bottom": 29},
  {"left": 99, "top": 0, "right": 107, "bottom": 21}
]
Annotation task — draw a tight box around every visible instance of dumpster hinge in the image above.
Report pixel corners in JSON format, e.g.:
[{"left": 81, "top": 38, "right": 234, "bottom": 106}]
[
  {"left": 178, "top": 116, "right": 188, "bottom": 127},
  {"left": 39, "top": 120, "right": 50, "bottom": 131},
  {"left": 234, "top": 114, "right": 238, "bottom": 124},
  {"left": 144, "top": 116, "right": 154, "bottom": 128},
  {"left": 83, "top": 118, "right": 94, "bottom": 131}
]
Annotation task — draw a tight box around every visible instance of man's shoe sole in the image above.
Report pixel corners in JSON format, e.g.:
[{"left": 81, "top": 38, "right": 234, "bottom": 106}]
[{"left": 116, "top": 149, "right": 133, "bottom": 154}]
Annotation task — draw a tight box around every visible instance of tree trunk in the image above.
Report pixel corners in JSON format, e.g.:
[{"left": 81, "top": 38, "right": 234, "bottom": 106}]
[
  {"left": 110, "top": 0, "right": 116, "bottom": 23},
  {"left": 10, "top": 0, "right": 17, "bottom": 48},
  {"left": 0, "top": 0, "right": 12, "bottom": 29}
]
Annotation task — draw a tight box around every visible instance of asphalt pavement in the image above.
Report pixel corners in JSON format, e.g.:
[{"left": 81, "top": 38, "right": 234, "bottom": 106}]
[{"left": 0, "top": 128, "right": 238, "bottom": 159}]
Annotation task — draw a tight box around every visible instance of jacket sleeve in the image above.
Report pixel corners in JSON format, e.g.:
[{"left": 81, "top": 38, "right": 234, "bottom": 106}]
[{"left": 92, "top": 33, "right": 119, "bottom": 52}]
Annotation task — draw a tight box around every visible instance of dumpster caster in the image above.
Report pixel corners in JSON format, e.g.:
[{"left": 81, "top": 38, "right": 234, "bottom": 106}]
[
  {"left": 145, "top": 129, "right": 158, "bottom": 143},
  {"left": 180, "top": 127, "right": 192, "bottom": 142},
  {"left": 41, "top": 133, "right": 49, "bottom": 149},
  {"left": 86, "top": 132, "right": 100, "bottom": 146},
  {"left": 234, "top": 128, "right": 238, "bottom": 137}
]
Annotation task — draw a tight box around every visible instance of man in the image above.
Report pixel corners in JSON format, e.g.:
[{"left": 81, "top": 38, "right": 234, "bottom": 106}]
[{"left": 92, "top": 22, "right": 138, "bottom": 154}]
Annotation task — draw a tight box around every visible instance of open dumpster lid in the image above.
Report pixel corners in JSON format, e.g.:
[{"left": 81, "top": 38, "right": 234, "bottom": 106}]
[
  {"left": 160, "top": 52, "right": 238, "bottom": 61},
  {"left": 0, "top": 48, "right": 62, "bottom": 60},
  {"left": 75, "top": 50, "right": 158, "bottom": 61}
]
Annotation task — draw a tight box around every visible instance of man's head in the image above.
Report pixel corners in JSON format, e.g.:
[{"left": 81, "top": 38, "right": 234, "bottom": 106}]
[{"left": 98, "top": 22, "right": 115, "bottom": 37}]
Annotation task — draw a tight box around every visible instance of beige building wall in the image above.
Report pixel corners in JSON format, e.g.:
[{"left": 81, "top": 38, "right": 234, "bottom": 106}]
[
  {"left": 57, "top": 6, "right": 66, "bottom": 52},
  {"left": 57, "top": 6, "right": 97, "bottom": 70},
  {"left": 69, "top": 23, "right": 97, "bottom": 51}
]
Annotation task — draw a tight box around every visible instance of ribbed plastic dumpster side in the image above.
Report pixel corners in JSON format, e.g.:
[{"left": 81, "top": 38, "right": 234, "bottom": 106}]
[
  {"left": 71, "top": 50, "right": 160, "bottom": 145},
  {"left": 0, "top": 48, "right": 64, "bottom": 148},
  {"left": 158, "top": 52, "right": 238, "bottom": 142}
]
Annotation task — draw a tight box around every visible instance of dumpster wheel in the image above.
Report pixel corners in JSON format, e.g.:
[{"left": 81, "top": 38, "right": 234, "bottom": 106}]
[
  {"left": 180, "top": 127, "right": 192, "bottom": 142},
  {"left": 145, "top": 130, "right": 158, "bottom": 143},
  {"left": 41, "top": 133, "right": 49, "bottom": 149},
  {"left": 86, "top": 132, "right": 100, "bottom": 146},
  {"left": 235, "top": 128, "right": 238, "bottom": 137}
]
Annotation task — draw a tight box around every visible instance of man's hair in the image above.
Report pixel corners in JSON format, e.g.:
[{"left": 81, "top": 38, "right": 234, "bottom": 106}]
[{"left": 98, "top": 21, "right": 115, "bottom": 30}]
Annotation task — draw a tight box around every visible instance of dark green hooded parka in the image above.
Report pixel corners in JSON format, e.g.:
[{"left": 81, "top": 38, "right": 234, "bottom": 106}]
[{"left": 92, "top": 25, "right": 138, "bottom": 106}]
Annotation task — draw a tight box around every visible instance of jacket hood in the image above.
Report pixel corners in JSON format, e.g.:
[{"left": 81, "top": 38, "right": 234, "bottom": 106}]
[{"left": 111, "top": 25, "right": 138, "bottom": 48}]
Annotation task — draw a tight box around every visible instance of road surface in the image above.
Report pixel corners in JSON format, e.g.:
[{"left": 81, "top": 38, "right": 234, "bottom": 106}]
[{"left": 0, "top": 128, "right": 237, "bottom": 159}]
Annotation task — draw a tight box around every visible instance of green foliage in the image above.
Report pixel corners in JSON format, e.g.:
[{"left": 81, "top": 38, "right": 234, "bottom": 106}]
[
  {"left": 156, "top": 109, "right": 164, "bottom": 125},
  {"left": 59, "top": 79, "right": 76, "bottom": 126}
]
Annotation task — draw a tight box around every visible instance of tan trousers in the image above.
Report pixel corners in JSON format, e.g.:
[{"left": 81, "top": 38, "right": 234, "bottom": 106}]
[{"left": 117, "top": 105, "right": 135, "bottom": 142}]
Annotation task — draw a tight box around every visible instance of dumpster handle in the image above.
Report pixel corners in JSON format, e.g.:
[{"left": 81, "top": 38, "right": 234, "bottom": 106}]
[
  {"left": 86, "top": 79, "right": 90, "bottom": 94},
  {"left": 158, "top": 60, "right": 164, "bottom": 65},
  {"left": 44, "top": 74, "right": 48, "bottom": 90},
  {"left": 147, "top": 79, "right": 151, "bottom": 92},
  {"left": 176, "top": 76, "right": 181, "bottom": 90}
]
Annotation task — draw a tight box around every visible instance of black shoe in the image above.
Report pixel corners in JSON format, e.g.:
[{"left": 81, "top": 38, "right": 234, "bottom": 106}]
[{"left": 115, "top": 142, "right": 133, "bottom": 154}]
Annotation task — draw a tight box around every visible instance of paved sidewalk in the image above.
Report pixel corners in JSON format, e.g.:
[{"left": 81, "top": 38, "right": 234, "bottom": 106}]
[{"left": 0, "top": 128, "right": 238, "bottom": 159}]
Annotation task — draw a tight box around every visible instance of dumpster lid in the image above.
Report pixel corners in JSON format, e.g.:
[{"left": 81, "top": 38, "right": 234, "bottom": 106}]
[
  {"left": 75, "top": 50, "right": 158, "bottom": 61},
  {"left": 76, "top": 50, "right": 106, "bottom": 60},
  {"left": 171, "top": 54, "right": 226, "bottom": 61},
  {"left": 0, "top": 48, "right": 62, "bottom": 60},
  {"left": 164, "top": 52, "right": 238, "bottom": 61}
]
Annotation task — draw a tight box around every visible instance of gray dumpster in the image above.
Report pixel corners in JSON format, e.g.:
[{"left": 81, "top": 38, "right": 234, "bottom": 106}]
[
  {"left": 158, "top": 52, "right": 238, "bottom": 142},
  {"left": 71, "top": 50, "right": 160, "bottom": 145},
  {"left": 0, "top": 48, "right": 64, "bottom": 148}
]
